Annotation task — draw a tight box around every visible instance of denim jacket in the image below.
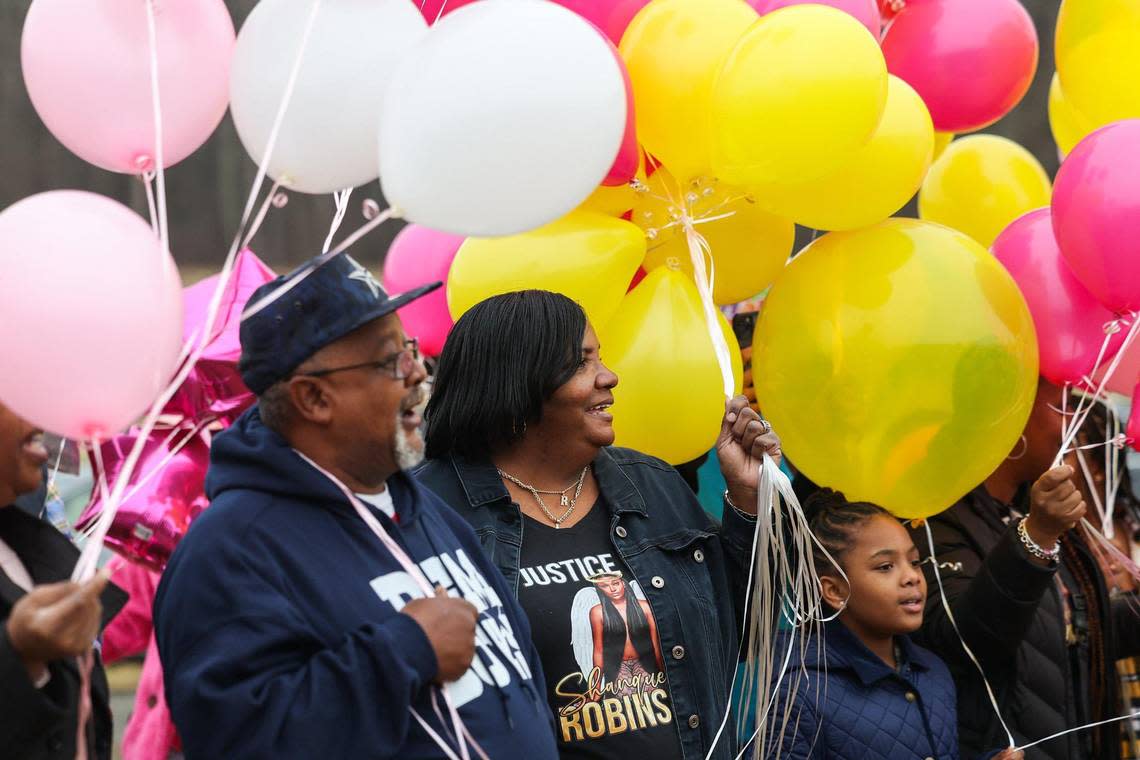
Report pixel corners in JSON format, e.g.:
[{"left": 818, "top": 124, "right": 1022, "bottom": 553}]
[{"left": 415, "top": 446, "right": 756, "bottom": 760}]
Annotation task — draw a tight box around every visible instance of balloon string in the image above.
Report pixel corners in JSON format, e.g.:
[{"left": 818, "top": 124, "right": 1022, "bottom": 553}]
[
  {"left": 293, "top": 450, "right": 481, "bottom": 760},
  {"left": 321, "top": 188, "right": 354, "bottom": 254},
  {"left": 1055, "top": 313, "right": 1139, "bottom": 468},
  {"left": 1016, "top": 710, "right": 1140, "bottom": 752},
  {"left": 144, "top": 0, "right": 168, "bottom": 250},
  {"left": 923, "top": 521, "right": 1016, "bottom": 748},
  {"left": 239, "top": 180, "right": 286, "bottom": 251},
  {"left": 141, "top": 172, "right": 159, "bottom": 237}
]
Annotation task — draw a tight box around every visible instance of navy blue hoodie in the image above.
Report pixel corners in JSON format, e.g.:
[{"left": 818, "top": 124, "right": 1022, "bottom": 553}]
[{"left": 154, "top": 408, "right": 557, "bottom": 759}]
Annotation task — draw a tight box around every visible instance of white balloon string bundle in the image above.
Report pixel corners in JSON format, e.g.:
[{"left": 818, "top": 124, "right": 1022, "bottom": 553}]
[
  {"left": 72, "top": 0, "right": 325, "bottom": 582},
  {"left": 321, "top": 188, "right": 354, "bottom": 253},
  {"left": 294, "top": 451, "right": 489, "bottom": 760},
  {"left": 921, "top": 521, "right": 1016, "bottom": 749},
  {"left": 702, "top": 456, "right": 846, "bottom": 760}
]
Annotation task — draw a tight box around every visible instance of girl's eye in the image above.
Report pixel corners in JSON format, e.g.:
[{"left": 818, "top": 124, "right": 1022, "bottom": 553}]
[
  {"left": 910, "top": 559, "right": 922, "bottom": 568},
  {"left": 876, "top": 563, "right": 893, "bottom": 572}
]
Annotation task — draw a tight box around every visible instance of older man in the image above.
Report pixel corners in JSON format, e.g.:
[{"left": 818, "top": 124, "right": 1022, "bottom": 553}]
[
  {"left": 154, "top": 254, "right": 557, "bottom": 759},
  {"left": 0, "top": 399, "right": 125, "bottom": 759}
]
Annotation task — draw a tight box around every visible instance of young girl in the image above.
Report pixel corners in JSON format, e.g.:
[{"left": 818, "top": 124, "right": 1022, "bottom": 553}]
[{"left": 767, "top": 489, "right": 1022, "bottom": 760}]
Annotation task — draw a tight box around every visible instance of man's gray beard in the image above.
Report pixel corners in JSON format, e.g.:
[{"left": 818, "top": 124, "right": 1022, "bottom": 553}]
[{"left": 394, "top": 414, "right": 425, "bottom": 471}]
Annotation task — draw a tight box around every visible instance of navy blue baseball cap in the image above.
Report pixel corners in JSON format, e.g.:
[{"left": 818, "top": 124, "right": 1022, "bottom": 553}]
[{"left": 238, "top": 252, "right": 440, "bottom": 395}]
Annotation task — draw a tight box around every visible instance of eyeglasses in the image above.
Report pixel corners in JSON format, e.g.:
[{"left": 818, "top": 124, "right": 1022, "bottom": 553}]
[{"left": 297, "top": 338, "right": 422, "bottom": 381}]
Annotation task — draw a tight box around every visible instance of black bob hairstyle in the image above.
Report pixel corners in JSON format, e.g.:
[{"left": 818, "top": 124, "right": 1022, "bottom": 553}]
[{"left": 424, "top": 290, "right": 588, "bottom": 460}]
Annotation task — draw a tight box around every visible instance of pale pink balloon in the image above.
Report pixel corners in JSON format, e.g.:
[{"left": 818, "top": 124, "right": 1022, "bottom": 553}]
[
  {"left": 21, "top": 0, "right": 235, "bottom": 173},
  {"left": 992, "top": 208, "right": 1124, "bottom": 387},
  {"left": 382, "top": 225, "right": 465, "bottom": 357},
  {"left": 0, "top": 191, "right": 184, "bottom": 439},
  {"left": 882, "top": 0, "right": 1037, "bottom": 132},
  {"left": 1052, "top": 120, "right": 1140, "bottom": 315},
  {"left": 750, "top": 0, "right": 880, "bottom": 38}
]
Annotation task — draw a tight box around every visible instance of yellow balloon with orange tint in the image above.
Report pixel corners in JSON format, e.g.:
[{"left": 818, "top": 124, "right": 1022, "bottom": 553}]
[
  {"left": 619, "top": 0, "right": 759, "bottom": 184},
  {"left": 578, "top": 152, "right": 649, "bottom": 217},
  {"left": 1056, "top": 0, "right": 1140, "bottom": 128},
  {"left": 710, "top": 4, "right": 887, "bottom": 186},
  {"left": 1048, "top": 72, "right": 1095, "bottom": 158},
  {"left": 448, "top": 211, "right": 645, "bottom": 329},
  {"left": 748, "top": 75, "right": 933, "bottom": 232},
  {"left": 601, "top": 267, "right": 743, "bottom": 464},
  {"left": 918, "top": 135, "right": 1051, "bottom": 248},
  {"left": 635, "top": 170, "right": 794, "bottom": 304},
  {"left": 753, "top": 218, "right": 1038, "bottom": 519}
]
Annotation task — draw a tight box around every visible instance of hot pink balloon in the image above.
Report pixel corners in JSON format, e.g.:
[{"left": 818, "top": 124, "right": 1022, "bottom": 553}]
[
  {"left": 382, "top": 225, "right": 465, "bottom": 357},
  {"left": 0, "top": 191, "right": 184, "bottom": 439},
  {"left": 421, "top": 0, "right": 651, "bottom": 43},
  {"left": 602, "top": 35, "right": 638, "bottom": 186},
  {"left": 1052, "top": 120, "right": 1140, "bottom": 315},
  {"left": 21, "top": 0, "right": 235, "bottom": 173},
  {"left": 750, "top": 0, "right": 880, "bottom": 39},
  {"left": 881, "top": 0, "right": 1037, "bottom": 132},
  {"left": 1130, "top": 384, "right": 1140, "bottom": 452},
  {"left": 992, "top": 208, "right": 1125, "bottom": 387},
  {"left": 1094, "top": 339, "right": 1140, "bottom": 397}
]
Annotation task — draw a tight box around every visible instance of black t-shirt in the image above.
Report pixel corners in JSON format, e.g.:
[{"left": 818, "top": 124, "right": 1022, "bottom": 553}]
[{"left": 517, "top": 497, "right": 682, "bottom": 759}]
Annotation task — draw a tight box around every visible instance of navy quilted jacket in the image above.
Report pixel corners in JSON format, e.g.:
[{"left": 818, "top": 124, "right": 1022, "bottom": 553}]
[{"left": 767, "top": 620, "right": 965, "bottom": 760}]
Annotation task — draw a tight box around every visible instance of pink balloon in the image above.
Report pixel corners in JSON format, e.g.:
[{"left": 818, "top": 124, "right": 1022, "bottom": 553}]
[
  {"left": 420, "top": 0, "right": 650, "bottom": 43},
  {"left": 21, "top": 0, "right": 235, "bottom": 173},
  {"left": 1094, "top": 339, "right": 1140, "bottom": 397},
  {"left": 881, "top": 0, "right": 1037, "bottom": 132},
  {"left": 1052, "top": 120, "right": 1140, "bottom": 315},
  {"left": 1128, "top": 384, "right": 1140, "bottom": 452},
  {"left": 382, "top": 225, "right": 465, "bottom": 357},
  {"left": 0, "top": 191, "right": 184, "bottom": 439},
  {"left": 750, "top": 0, "right": 881, "bottom": 39},
  {"left": 992, "top": 208, "right": 1125, "bottom": 387},
  {"left": 601, "top": 34, "right": 638, "bottom": 186}
]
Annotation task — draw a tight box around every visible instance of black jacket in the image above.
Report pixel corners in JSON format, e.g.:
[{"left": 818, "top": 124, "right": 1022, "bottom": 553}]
[
  {"left": 0, "top": 505, "right": 127, "bottom": 760},
  {"left": 415, "top": 446, "right": 756, "bottom": 760},
  {"left": 913, "top": 486, "right": 1140, "bottom": 760}
]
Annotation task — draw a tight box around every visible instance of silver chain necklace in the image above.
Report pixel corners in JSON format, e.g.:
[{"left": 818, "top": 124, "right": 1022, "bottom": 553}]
[{"left": 498, "top": 465, "right": 590, "bottom": 528}]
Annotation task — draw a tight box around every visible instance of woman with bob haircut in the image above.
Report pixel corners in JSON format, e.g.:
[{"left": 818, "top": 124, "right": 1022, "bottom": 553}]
[{"left": 416, "top": 289, "right": 780, "bottom": 760}]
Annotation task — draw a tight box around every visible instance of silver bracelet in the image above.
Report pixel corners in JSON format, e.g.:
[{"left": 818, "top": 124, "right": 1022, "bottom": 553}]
[
  {"left": 1017, "top": 517, "right": 1061, "bottom": 562},
  {"left": 723, "top": 490, "right": 757, "bottom": 521}
]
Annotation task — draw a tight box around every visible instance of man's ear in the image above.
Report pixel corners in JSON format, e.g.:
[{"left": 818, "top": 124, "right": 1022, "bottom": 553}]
[
  {"left": 820, "top": 573, "right": 850, "bottom": 613},
  {"left": 288, "top": 376, "right": 334, "bottom": 425}
]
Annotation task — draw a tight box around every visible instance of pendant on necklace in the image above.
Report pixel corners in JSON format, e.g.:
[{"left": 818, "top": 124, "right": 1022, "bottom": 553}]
[
  {"left": 560, "top": 494, "right": 570, "bottom": 507},
  {"left": 555, "top": 522, "right": 562, "bottom": 529}
]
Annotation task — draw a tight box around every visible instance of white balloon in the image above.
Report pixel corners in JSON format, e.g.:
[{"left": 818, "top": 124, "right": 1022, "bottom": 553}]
[
  {"left": 230, "top": 0, "right": 427, "bottom": 194},
  {"left": 379, "top": 0, "right": 627, "bottom": 237}
]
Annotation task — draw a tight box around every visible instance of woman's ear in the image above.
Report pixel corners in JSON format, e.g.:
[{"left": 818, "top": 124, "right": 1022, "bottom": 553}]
[{"left": 820, "top": 573, "right": 850, "bottom": 612}]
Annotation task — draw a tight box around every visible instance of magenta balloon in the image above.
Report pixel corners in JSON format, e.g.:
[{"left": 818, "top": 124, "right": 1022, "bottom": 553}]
[
  {"left": 21, "top": 0, "right": 234, "bottom": 173},
  {"left": 0, "top": 191, "right": 184, "bottom": 439},
  {"left": 992, "top": 208, "right": 1125, "bottom": 387},
  {"left": 601, "top": 34, "right": 639, "bottom": 186},
  {"left": 1130, "top": 384, "right": 1140, "bottom": 452},
  {"left": 1052, "top": 120, "right": 1140, "bottom": 315},
  {"left": 382, "top": 225, "right": 465, "bottom": 357},
  {"left": 881, "top": 0, "right": 1037, "bottom": 133},
  {"left": 750, "top": 0, "right": 881, "bottom": 38}
]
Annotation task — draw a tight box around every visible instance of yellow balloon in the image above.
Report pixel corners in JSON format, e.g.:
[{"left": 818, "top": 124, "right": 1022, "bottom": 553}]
[
  {"left": 1056, "top": 0, "right": 1140, "bottom": 128},
  {"left": 754, "top": 219, "right": 1038, "bottom": 519},
  {"left": 602, "top": 267, "right": 743, "bottom": 464},
  {"left": 578, "top": 153, "right": 649, "bottom": 217},
  {"left": 749, "top": 75, "right": 933, "bottom": 232},
  {"left": 932, "top": 132, "right": 954, "bottom": 161},
  {"left": 710, "top": 5, "right": 887, "bottom": 186},
  {"left": 1048, "top": 72, "right": 1095, "bottom": 158},
  {"left": 918, "top": 135, "right": 1051, "bottom": 248},
  {"left": 634, "top": 169, "right": 794, "bottom": 304},
  {"left": 448, "top": 211, "right": 645, "bottom": 328},
  {"left": 619, "top": 0, "right": 758, "bottom": 183}
]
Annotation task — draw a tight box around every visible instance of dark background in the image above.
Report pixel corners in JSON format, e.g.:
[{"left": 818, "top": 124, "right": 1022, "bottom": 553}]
[{"left": 0, "top": 0, "right": 1061, "bottom": 277}]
